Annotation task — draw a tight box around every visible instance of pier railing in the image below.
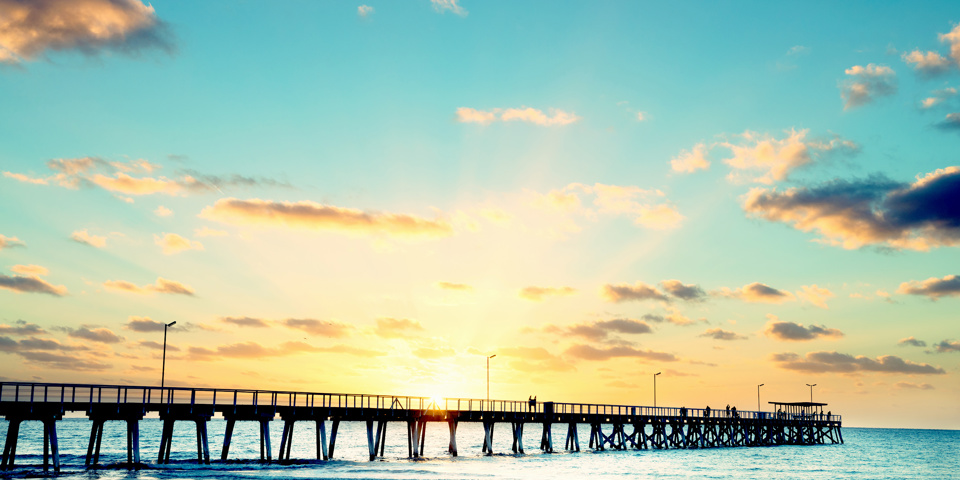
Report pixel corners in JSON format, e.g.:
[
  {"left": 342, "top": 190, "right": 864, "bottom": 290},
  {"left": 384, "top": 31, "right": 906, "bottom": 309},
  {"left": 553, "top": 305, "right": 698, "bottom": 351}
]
[{"left": 0, "top": 381, "right": 840, "bottom": 422}]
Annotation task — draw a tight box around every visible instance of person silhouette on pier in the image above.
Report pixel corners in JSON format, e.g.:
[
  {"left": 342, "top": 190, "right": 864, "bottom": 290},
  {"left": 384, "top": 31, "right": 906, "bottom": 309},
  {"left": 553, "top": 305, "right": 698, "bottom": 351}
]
[
  {"left": 705, "top": 406, "right": 711, "bottom": 418},
  {"left": 731, "top": 406, "right": 737, "bottom": 419},
  {"left": 726, "top": 404, "right": 730, "bottom": 417}
]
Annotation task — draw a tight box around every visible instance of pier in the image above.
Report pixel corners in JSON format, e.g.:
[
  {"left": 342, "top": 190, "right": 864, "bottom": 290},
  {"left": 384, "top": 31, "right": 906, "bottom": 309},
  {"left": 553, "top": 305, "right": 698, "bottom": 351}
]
[{"left": 0, "top": 381, "right": 843, "bottom": 472}]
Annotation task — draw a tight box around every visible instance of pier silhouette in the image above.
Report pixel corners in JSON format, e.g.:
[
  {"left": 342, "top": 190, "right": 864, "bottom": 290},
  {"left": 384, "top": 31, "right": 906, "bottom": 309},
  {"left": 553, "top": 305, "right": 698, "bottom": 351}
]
[{"left": 0, "top": 381, "right": 843, "bottom": 472}]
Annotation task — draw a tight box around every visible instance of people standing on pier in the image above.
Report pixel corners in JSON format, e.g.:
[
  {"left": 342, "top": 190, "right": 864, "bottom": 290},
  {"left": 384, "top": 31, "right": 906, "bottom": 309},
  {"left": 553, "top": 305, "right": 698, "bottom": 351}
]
[
  {"left": 731, "top": 406, "right": 737, "bottom": 419},
  {"left": 725, "top": 404, "right": 730, "bottom": 417}
]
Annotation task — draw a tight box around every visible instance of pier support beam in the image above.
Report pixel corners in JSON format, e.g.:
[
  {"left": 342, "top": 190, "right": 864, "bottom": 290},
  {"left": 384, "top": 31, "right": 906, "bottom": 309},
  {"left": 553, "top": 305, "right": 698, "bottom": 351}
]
[
  {"left": 3, "top": 412, "right": 62, "bottom": 473},
  {"left": 157, "top": 411, "right": 213, "bottom": 465},
  {"left": 481, "top": 421, "right": 495, "bottom": 455},
  {"left": 447, "top": 420, "right": 458, "bottom": 456},
  {"left": 316, "top": 420, "right": 328, "bottom": 460},
  {"left": 564, "top": 422, "right": 579, "bottom": 452},
  {"left": 328, "top": 420, "right": 340, "bottom": 459},
  {"left": 540, "top": 423, "right": 553, "bottom": 453},
  {"left": 511, "top": 422, "right": 524, "bottom": 454}
]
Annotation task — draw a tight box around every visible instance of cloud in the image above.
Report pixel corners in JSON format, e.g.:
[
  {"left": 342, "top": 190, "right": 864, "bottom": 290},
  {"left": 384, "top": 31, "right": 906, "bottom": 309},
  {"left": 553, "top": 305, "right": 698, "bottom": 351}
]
[
  {"left": 902, "top": 50, "right": 952, "bottom": 76},
  {"left": 413, "top": 346, "right": 456, "bottom": 359},
  {"left": 636, "top": 112, "right": 647, "bottom": 122},
  {"left": 0, "top": 320, "right": 46, "bottom": 336},
  {"left": 529, "top": 183, "right": 683, "bottom": 231},
  {"left": 5, "top": 157, "right": 286, "bottom": 198},
  {"left": 771, "top": 351, "right": 945, "bottom": 375},
  {"left": 154, "top": 205, "right": 173, "bottom": 217},
  {"left": 897, "top": 274, "right": 960, "bottom": 299},
  {"left": 154, "top": 232, "right": 203, "bottom": 254},
  {"left": 764, "top": 319, "right": 843, "bottom": 341},
  {"left": 714, "top": 282, "right": 794, "bottom": 304},
  {"left": 921, "top": 87, "right": 957, "bottom": 109},
  {"left": 103, "top": 277, "right": 195, "bottom": 296},
  {"left": 220, "top": 317, "right": 271, "bottom": 328},
  {"left": 670, "top": 143, "right": 710, "bottom": 174},
  {"left": 796, "top": 284, "right": 835, "bottom": 309},
  {"left": 840, "top": 64, "right": 897, "bottom": 109},
  {"left": 565, "top": 344, "right": 679, "bottom": 362},
  {"left": 518, "top": 285, "right": 577, "bottom": 301},
  {"left": 199, "top": 197, "right": 454, "bottom": 239},
  {"left": 136, "top": 340, "right": 178, "bottom": 351},
  {"left": 280, "top": 318, "right": 353, "bottom": 338},
  {"left": 357, "top": 5, "right": 374, "bottom": 17},
  {"left": 0, "top": 266, "right": 67, "bottom": 296},
  {"left": 940, "top": 24, "right": 960, "bottom": 67},
  {"left": 496, "top": 346, "right": 574, "bottom": 372},
  {"left": 937, "top": 112, "right": 960, "bottom": 132},
  {"left": 660, "top": 280, "right": 706, "bottom": 302},
  {"left": 14, "top": 350, "right": 110, "bottom": 371},
  {"left": 66, "top": 326, "right": 123, "bottom": 343},
  {"left": 787, "top": 45, "right": 809, "bottom": 56},
  {"left": 896, "top": 382, "right": 935, "bottom": 390},
  {"left": 124, "top": 316, "right": 168, "bottom": 332},
  {"left": 600, "top": 282, "right": 668, "bottom": 303},
  {"left": 373, "top": 317, "right": 425, "bottom": 339},
  {"left": 11, "top": 265, "right": 48, "bottom": 276},
  {"left": 898, "top": 337, "right": 927, "bottom": 347},
  {"left": 720, "top": 129, "right": 859, "bottom": 184},
  {"left": 188, "top": 341, "right": 382, "bottom": 360},
  {"left": 934, "top": 339, "right": 960, "bottom": 353},
  {"left": 0, "top": 0, "right": 174, "bottom": 66},
  {"left": 0, "top": 234, "right": 25, "bottom": 250},
  {"left": 195, "top": 226, "right": 228, "bottom": 237},
  {"left": 456, "top": 107, "right": 580, "bottom": 126},
  {"left": 541, "top": 318, "right": 653, "bottom": 342},
  {"left": 699, "top": 328, "right": 747, "bottom": 341},
  {"left": 430, "top": 0, "right": 467, "bottom": 16},
  {"left": 71, "top": 229, "right": 107, "bottom": 248},
  {"left": 743, "top": 167, "right": 960, "bottom": 251},
  {"left": 436, "top": 281, "right": 472, "bottom": 292}
]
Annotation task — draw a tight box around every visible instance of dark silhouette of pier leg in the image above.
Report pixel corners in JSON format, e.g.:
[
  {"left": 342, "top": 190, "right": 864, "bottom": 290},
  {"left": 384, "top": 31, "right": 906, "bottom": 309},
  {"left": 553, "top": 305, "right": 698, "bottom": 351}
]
[
  {"left": 259, "top": 419, "right": 272, "bottom": 462},
  {"left": 564, "top": 423, "right": 579, "bottom": 451},
  {"left": 93, "top": 419, "right": 104, "bottom": 464},
  {"left": 315, "top": 420, "right": 328, "bottom": 460},
  {"left": 328, "top": 420, "right": 340, "bottom": 459},
  {"left": 221, "top": 418, "right": 235, "bottom": 461},
  {"left": 540, "top": 422, "right": 553, "bottom": 452},
  {"left": 278, "top": 419, "right": 296, "bottom": 463},
  {"left": 481, "top": 421, "right": 495, "bottom": 455},
  {"left": 196, "top": 419, "right": 210, "bottom": 464},
  {"left": 379, "top": 421, "right": 387, "bottom": 457},
  {"left": 366, "top": 421, "right": 376, "bottom": 461}
]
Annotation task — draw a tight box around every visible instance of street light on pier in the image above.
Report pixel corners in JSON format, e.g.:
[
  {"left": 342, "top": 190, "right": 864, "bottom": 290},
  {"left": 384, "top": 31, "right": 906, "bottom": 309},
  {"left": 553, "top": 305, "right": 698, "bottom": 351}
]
[
  {"left": 653, "top": 372, "right": 661, "bottom": 408},
  {"left": 486, "top": 354, "right": 496, "bottom": 402},
  {"left": 806, "top": 383, "right": 817, "bottom": 403},
  {"left": 161, "top": 321, "right": 176, "bottom": 388},
  {"left": 757, "top": 384, "right": 764, "bottom": 412}
]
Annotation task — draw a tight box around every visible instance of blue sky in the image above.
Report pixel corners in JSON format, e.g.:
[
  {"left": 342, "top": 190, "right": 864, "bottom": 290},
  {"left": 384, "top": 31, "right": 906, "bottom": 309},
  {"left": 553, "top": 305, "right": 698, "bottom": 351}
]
[{"left": 1, "top": 0, "right": 959, "bottom": 429}]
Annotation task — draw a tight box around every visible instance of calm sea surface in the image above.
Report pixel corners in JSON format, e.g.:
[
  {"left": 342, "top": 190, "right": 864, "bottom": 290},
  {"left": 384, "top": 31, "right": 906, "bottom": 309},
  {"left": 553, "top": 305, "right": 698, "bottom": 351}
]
[{"left": 1, "top": 419, "right": 957, "bottom": 479}]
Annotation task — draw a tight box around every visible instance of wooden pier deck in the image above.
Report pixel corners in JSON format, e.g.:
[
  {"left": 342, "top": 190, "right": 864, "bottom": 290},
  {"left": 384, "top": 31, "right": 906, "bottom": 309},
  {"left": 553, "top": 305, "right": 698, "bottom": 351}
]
[{"left": 0, "top": 381, "right": 843, "bottom": 472}]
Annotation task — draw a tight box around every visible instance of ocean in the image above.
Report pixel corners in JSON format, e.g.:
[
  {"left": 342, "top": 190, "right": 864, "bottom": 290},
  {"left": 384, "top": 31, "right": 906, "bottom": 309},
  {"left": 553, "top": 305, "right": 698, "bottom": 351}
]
[{"left": 1, "top": 418, "right": 957, "bottom": 479}]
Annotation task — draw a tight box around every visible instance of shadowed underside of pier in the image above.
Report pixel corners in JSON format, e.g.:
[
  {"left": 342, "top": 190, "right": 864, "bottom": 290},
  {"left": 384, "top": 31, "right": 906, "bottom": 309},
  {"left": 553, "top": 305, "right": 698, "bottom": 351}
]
[{"left": 0, "top": 382, "right": 843, "bottom": 472}]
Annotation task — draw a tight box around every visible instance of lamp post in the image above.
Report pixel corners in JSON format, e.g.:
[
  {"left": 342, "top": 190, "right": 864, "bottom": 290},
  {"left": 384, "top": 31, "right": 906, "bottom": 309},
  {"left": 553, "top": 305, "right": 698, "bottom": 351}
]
[
  {"left": 161, "top": 321, "right": 176, "bottom": 388},
  {"left": 806, "top": 383, "right": 817, "bottom": 403},
  {"left": 654, "top": 372, "right": 661, "bottom": 408},
  {"left": 486, "top": 354, "right": 496, "bottom": 402},
  {"left": 757, "top": 384, "right": 764, "bottom": 412}
]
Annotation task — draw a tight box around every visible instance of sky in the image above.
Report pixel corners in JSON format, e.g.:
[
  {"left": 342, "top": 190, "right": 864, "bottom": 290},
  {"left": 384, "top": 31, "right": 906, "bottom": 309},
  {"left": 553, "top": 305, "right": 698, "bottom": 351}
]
[{"left": 1, "top": 0, "right": 959, "bottom": 430}]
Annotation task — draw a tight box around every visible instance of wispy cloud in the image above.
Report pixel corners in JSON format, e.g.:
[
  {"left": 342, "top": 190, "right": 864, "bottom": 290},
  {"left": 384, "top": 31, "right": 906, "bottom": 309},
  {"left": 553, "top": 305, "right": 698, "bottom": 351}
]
[
  {"left": 670, "top": 143, "right": 710, "bottom": 174},
  {"left": 518, "top": 286, "right": 577, "bottom": 301},
  {"left": 280, "top": 318, "right": 354, "bottom": 338},
  {"left": 199, "top": 198, "right": 454, "bottom": 239},
  {"left": 771, "top": 351, "right": 945, "bottom": 375},
  {"left": 764, "top": 317, "right": 843, "bottom": 341},
  {"left": 796, "top": 284, "right": 835, "bottom": 309},
  {"left": 430, "top": 0, "right": 467, "bottom": 17},
  {"left": 154, "top": 233, "right": 203, "bottom": 255},
  {"left": 721, "top": 129, "right": 858, "bottom": 184},
  {"left": 897, "top": 274, "right": 960, "bottom": 299},
  {"left": 713, "top": 282, "right": 794, "bottom": 304},
  {"left": 934, "top": 339, "right": 960, "bottom": 353},
  {"left": 538, "top": 318, "right": 653, "bottom": 342},
  {"left": 600, "top": 282, "right": 668, "bottom": 303},
  {"left": 939, "top": 24, "right": 960, "bottom": 67},
  {"left": 103, "top": 277, "right": 195, "bottom": 296},
  {"left": 0, "top": 234, "right": 25, "bottom": 250},
  {"left": 0, "top": 320, "right": 46, "bottom": 336},
  {"left": 898, "top": 336, "right": 927, "bottom": 347},
  {"left": 840, "top": 64, "right": 897, "bottom": 109},
  {"left": 372, "top": 317, "right": 425, "bottom": 339},
  {"left": 565, "top": 344, "right": 679, "bottom": 362},
  {"left": 0, "top": 266, "right": 67, "bottom": 296},
  {"left": 436, "top": 281, "right": 473, "bottom": 292},
  {"left": 124, "top": 316, "right": 169, "bottom": 332},
  {"left": 71, "top": 229, "right": 107, "bottom": 248},
  {"left": 902, "top": 50, "right": 952, "bottom": 77},
  {"left": 699, "top": 328, "right": 747, "bottom": 341},
  {"left": 920, "top": 87, "right": 957, "bottom": 109},
  {"left": 0, "top": 0, "right": 174, "bottom": 66},
  {"left": 357, "top": 5, "right": 374, "bottom": 17},
  {"left": 456, "top": 107, "right": 580, "bottom": 126}
]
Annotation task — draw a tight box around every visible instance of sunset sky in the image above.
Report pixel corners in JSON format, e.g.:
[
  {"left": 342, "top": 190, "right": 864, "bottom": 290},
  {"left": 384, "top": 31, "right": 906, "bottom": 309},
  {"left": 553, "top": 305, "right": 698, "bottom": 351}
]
[{"left": 1, "top": 1, "right": 959, "bottom": 430}]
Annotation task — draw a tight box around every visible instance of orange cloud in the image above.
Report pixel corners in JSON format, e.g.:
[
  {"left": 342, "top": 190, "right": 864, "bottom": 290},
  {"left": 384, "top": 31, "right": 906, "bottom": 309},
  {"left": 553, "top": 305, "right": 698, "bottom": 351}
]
[
  {"left": 518, "top": 286, "right": 577, "bottom": 301},
  {"left": 796, "top": 284, "right": 835, "bottom": 309},
  {"left": 199, "top": 197, "right": 454, "bottom": 239},
  {"left": 11, "top": 265, "right": 49, "bottom": 276},
  {"left": 154, "top": 233, "right": 203, "bottom": 254},
  {"left": 0, "top": 234, "right": 25, "bottom": 250},
  {"left": 764, "top": 318, "right": 843, "bottom": 341},
  {"left": 71, "top": 229, "right": 107, "bottom": 248},
  {"left": 600, "top": 282, "right": 668, "bottom": 303},
  {"left": 671, "top": 143, "right": 710, "bottom": 173},
  {"left": 103, "top": 277, "right": 195, "bottom": 296},
  {"left": 456, "top": 106, "right": 580, "bottom": 126},
  {"left": 902, "top": 50, "right": 951, "bottom": 76},
  {"left": 841, "top": 64, "right": 897, "bottom": 109},
  {"left": 897, "top": 274, "right": 960, "bottom": 300},
  {"left": 0, "top": 0, "right": 172, "bottom": 65},
  {"left": 714, "top": 282, "right": 795, "bottom": 304},
  {"left": 721, "top": 129, "right": 858, "bottom": 184},
  {"left": 0, "top": 266, "right": 67, "bottom": 296},
  {"left": 939, "top": 24, "right": 960, "bottom": 67},
  {"left": 373, "top": 318, "right": 425, "bottom": 338},
  {"left": 436, "top": 281, "right": 473, "bottom": 292}
]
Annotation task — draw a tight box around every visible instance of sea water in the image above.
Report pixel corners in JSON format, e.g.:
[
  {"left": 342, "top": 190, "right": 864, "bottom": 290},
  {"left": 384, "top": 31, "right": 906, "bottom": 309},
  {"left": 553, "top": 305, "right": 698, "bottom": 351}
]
[{"left": 0, "top": 418, "right": 957, "bottom": 479}]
